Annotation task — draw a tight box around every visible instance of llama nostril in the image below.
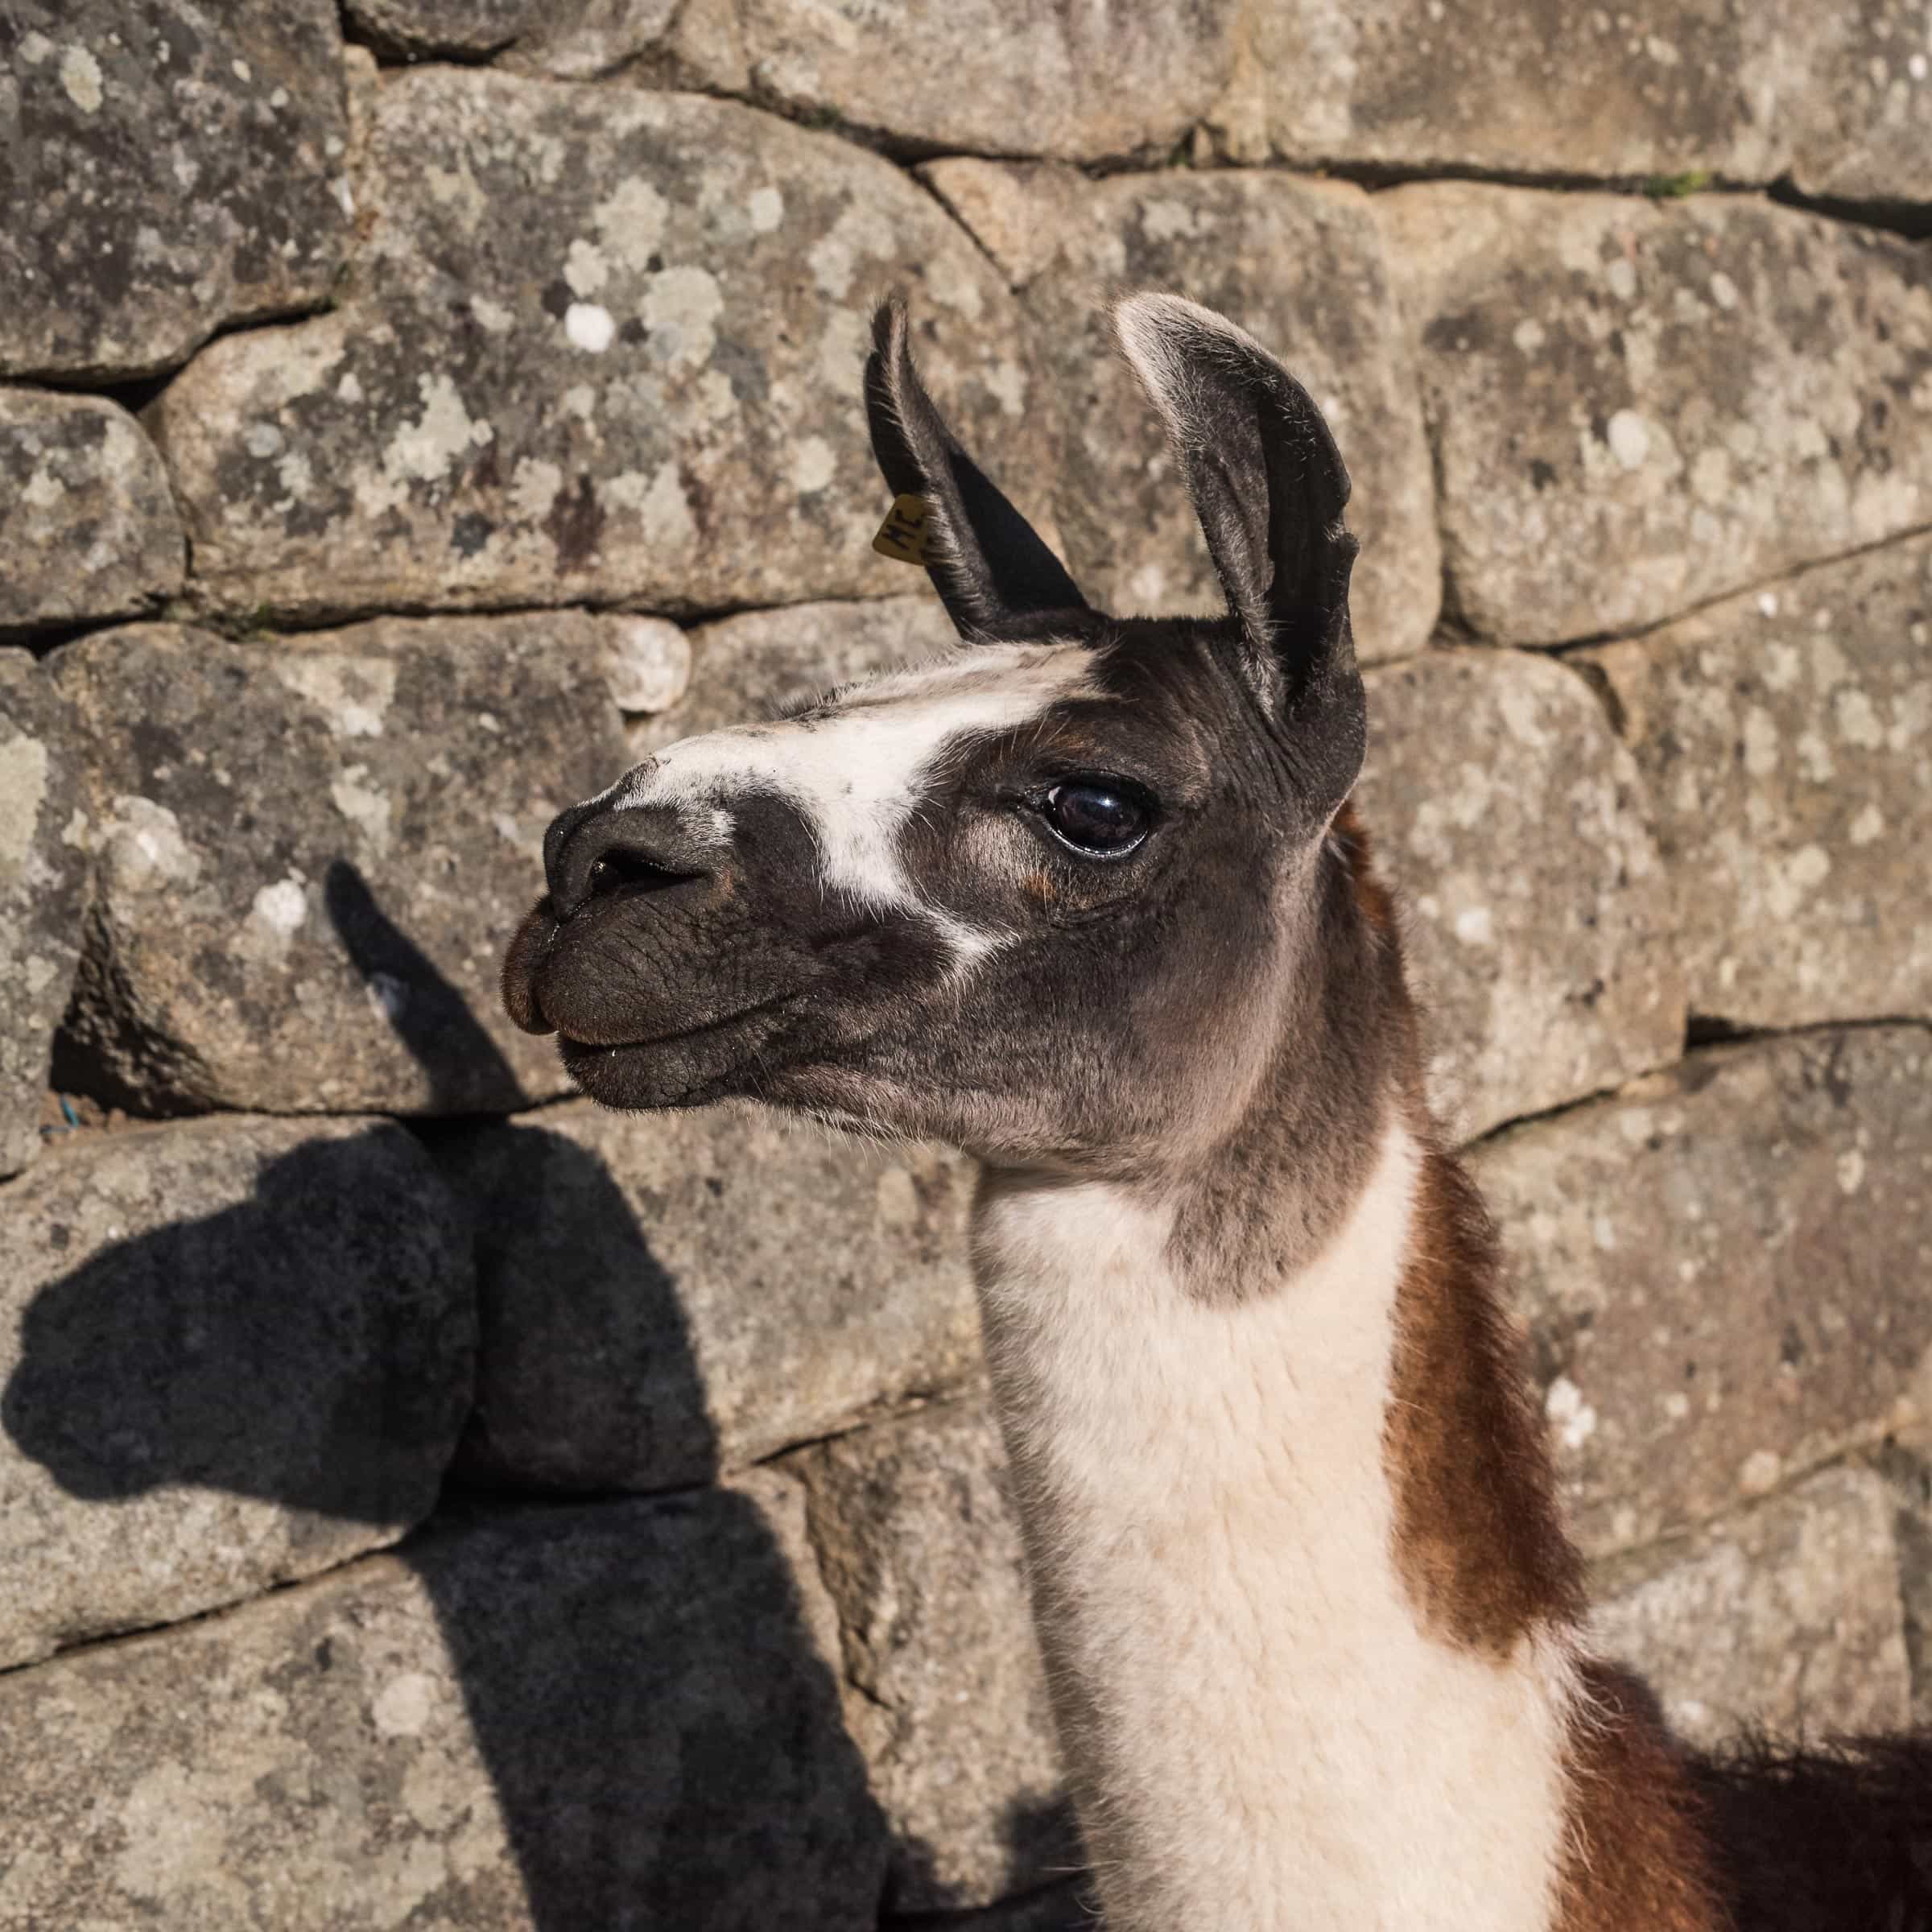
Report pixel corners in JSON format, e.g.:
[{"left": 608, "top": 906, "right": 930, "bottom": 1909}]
[{"left": 546, "top": 804, "right": 709, "bottom": 920}]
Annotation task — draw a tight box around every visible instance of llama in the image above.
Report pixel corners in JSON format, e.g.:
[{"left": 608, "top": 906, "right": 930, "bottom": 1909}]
[{"left": 503, "top": 294, "right": 1932, "bottom": 1930}]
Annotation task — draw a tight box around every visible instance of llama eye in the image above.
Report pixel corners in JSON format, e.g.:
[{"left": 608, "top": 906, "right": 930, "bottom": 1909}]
[{"left": 1039, "top": 781, "right": 1153, "bottom": 857}]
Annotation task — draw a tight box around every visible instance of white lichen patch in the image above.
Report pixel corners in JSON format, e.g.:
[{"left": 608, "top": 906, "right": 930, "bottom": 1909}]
[
  {"left": 0, "top": 734, "right": 50, "bottom": 878},
  {"left": 58, "top": 43, "right": 103, "bottom": 113},
  {"left": 642, "top": 267, "right": 721, "bottom": 370},
  {"left": 592, "top": 175, "right": 669, "bottom": 269},
  {"left": 791, "top": 436, "right": 836, "bottom": 496},
  {"left": 100, "top": 796, "right": 200, "bottom": 894},
  {"left": 564, "top": 303, "right": 615, "bottom": 354},
  {"left": 382, "top": 374, "right": 492, "bottom": 486},
  {"left": 272, "top": 654, "right": 398, "bottom": 739},
  {"left": 329, "top": 766, "right": 393, "bottom": 854}
]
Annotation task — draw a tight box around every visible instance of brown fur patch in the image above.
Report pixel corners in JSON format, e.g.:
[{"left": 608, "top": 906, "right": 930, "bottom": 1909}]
[
  {"left": 1558, "top": 1662, "right": 1728, "bottom": 1931},
  {"left": 1385, "top": 1142, "right": 1587, "bottom": 1653}
]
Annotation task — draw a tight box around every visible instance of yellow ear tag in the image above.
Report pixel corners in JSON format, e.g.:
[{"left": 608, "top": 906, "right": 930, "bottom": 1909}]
[{"left": 873, "top": 493, "right": 932, "bottom": 566}]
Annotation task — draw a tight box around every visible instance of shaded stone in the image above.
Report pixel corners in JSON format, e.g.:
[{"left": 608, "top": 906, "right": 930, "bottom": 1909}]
[
  {"left": 795, "top": 1396, "right": 1073, "bottom": 1910},
  {"left": 625, "top": 595, "right": 960, "bottom": 759},
  {"left": 436, "top": 1100, "right": 980, "bottom": 1490},
  {"left": 886, "top": 1883, "right": 1096, "bottom": 1932},
  {"left": 1208, "top": 0, "right": 1787, "bottom": 180},
  {"left": 0, "top": 390, "right": 184, "bottom": 634},
  {"left": 0, "top": 1113, "right": 473, "bottom": 1671},
  {"left": 1594, "top": 1466, "right": 1913, "bottom": 1750},
  {"left": 0, "top": 1476, "right": 888, "bottom": 1929},
  {"left": 1377, "top": 186, "right": 1932, "bottom": 646},
  {"left": 50, "top": 617, "right": 630, "bottom": 1116},
  {"left": 924, "top": 162, "right": 1439, "bottom": 662},
  {"left": 738, "top": 0, "right": 1236, "bottom": 161},
  {"left": 1472, "top": 1028, "right": 1932, "bottom": 1559},
  {"left": 500, "top": 0, "right": 749, "bottom": 85},
  {"left": 0, "top": 0, "right": 350, "bottom": 382},
  {"left": 1357, "top": 649, "right": 1683, "bottom": 1141},
  {"left": 1579, "top": 538, "right": 1932, "bottom": 1032},
  {"left": 151, "top": 70, "right": 1058, "bottom": 624},
  {"left": 0, "top": 653, "right": 85, "bottom": 1179}
]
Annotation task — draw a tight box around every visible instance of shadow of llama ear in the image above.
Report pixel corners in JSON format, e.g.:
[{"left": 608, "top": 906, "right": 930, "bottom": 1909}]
[
  {"left": 865, "top": 294, "right": 1088, "bottom": 638},
  {"left": 1112, "top": 291, "right": 1366, "bottom": 812}
]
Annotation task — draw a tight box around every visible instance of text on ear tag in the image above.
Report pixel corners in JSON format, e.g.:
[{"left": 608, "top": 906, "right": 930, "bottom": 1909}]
[{"left": 873, "top": 493, "right": 932, "bottom": 566}]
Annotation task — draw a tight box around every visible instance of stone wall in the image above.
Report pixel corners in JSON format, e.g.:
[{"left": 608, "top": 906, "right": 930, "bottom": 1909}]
[{"left": 2, "top": 3, "right": 1929, "bottom": 1925}]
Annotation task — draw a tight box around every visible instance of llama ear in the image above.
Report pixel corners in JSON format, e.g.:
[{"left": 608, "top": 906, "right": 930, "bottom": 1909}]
[
  {"left": 1112, "top": 292, "right": 1363, "bottom": 759},
  {"left": 865, "top": 295, "right": 1088, "bottom": 637}
]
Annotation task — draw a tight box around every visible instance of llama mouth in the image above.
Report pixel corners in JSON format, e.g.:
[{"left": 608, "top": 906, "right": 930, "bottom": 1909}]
[{"left": 555, "top": 990, "right": 807, "bottom": 1096}]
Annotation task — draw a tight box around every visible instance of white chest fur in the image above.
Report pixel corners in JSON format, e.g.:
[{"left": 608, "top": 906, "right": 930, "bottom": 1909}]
[{"left": 972, "top": 1126, "right": 1577, "bottom": 1932}]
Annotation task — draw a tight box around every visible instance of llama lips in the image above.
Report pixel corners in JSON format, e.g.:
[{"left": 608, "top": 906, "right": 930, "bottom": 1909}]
[{"left": 501, "top": 895, "right": 559, "bottom": 1035}]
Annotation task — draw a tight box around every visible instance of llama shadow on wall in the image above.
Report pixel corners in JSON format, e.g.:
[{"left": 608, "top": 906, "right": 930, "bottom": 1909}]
[{"left": 3, "top": 860, "right": 981, "bottom": 1928}]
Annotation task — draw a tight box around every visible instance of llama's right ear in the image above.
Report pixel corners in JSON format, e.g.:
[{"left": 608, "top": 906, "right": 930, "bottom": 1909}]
[
  {"left": 865, "top": 296, "right": 1088, "bottom": 638},
  {"left": 1112, "top": 294, "right": 1364, "bottom": 803}
]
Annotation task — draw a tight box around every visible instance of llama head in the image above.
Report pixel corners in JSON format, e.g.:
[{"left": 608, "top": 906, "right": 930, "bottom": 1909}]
[{"left": 505, "top": 294, "right": 1379, "bottom": 1176}]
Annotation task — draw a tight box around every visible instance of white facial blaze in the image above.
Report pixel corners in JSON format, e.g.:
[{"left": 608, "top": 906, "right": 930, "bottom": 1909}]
[{"left": 608, "top": 642, "right": 1095, "bottom": 963}]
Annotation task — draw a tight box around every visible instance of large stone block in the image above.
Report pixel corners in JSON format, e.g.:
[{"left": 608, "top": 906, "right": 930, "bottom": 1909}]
[
  {"left": 346, "top": 0, "right": 745, "bottom": 85},
  {"left": 738, "top": 0, "right": 1237, "bottom": 162},
  {"left": 0, "top": 0, "right": 350, "bottom": 382},
  {"left": 1472, "top": 1028, "right": 1932, "bottom": 1559},
  {"left": 51, "top": 616, "right": 630, "bottom": 1116},
  {"left": 795, "top": 1396, "right": 1074, "bottom": 1910},
  {"left": 151, "top": 70, "right": 1059, "bottom": 624},
  {"left": 0, "top": 1477, "right": 888, "bottom": 1930},
  {"left": 0, "top": 652, "right": 85, "bottom": 1179},
  {"left": 0, "top": 1113, "right": 473, "bottom": 1671},
  {"left": 1785, "top": 0, "right": 1932, "bottom": 204},
  {"left": 1579, "top": 538, "right": 1932, "bottom": 1032},
  {"left": 437, "top": 1100, "right": 980, "bottom": 1490},
  {"left": 1357, "top": 649, "right": 1683, "bottom": 1141},
  {"left": 1209, "top": 0, "right": 1781, "bottom": 180},
  {"left": 924, "top": 163, "right": 1439, "bottom": 662},
  {"left": 626, "top": 595, "right": 960, "bottom": 759},
  {"left": 1594, "top": 1467, "right": 1913, "bottom": 1750},
  {"left": 1377, "top": 187, "right": 1932, "bottom": 646},
  {"left": 0, "top": 390, "right": 184, "bottom": 635},
  {"left": 1207, "top": 0, "right": 1932, "bottom": 205}
]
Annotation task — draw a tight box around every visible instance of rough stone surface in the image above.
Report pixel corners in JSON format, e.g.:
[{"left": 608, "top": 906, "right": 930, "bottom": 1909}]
[
  {"left": 886, "top": 1884, "right": 1095, "bottom": 1932},
  {"left": 151, "top": 69, "right": 1059, "bottom": 624},
  {"left": 51, "top": 617, "right": 631, "bottom": 1116},
  {"left": 345, "top": 0, "right": 547, "bottom": 57},
  {"left": 1882, "top": 1439, "right": 1932, "bottom": 1726},
  {"left": 0, "top": 1113, "right": 473, "bottom": 1672},
  {"left": 925, "top": 162, "right": 1439, "bottom": 661},
  {"left": 1357, "top": 649, "right": 1683, "bottom": 1141},
  {"left": 0, "top": 653, "right": 85, "bottom": 1179},
  {"left": 1474, "top": 1027, "right": 1932, "bottom": 1558},
  {"left": 0, "top": 0, "right": 351, "bottom": 382},
  {"left": 598, "top": 611, "right": 692, "bottom": 713},
  {"left": 795, "top": 1396, "right": 1073, "bottom": 1910},
  {"left": 1786, "top": 0, "right": 1932, "bottom": 204},
  {"left": 626, "top": 595, "right": 960, "bottom": 759},
  {"left": 500, "top": 0, "right": 749, "bottom": 85},
  {"left": 437, "top": 1100, "right": 980, "bottom": 1490},
  {"left": 1377, "top": 186, "right": 1932, "bottom": 646},
  {"left": 1208, "top": 0, "right": 1932, "bottom": 203},
  {"left": 738, "top": 0, "right": 1237, "bottom": 161},
  {"left": 1579, "top": 538, "right": 1932, "bottom": 1032},
  {"left": 1595, "top": 1466, "right": 1914, "bottom": 1749},
  {"left": 0, "top": 1476, "right": 888, "bottom": 1930},
  {"left": 1209, "top": 0, "right": 1785, "bottom": 179},
  {"left": 0, "top": 390, "right": 184, "bottom": 634}
]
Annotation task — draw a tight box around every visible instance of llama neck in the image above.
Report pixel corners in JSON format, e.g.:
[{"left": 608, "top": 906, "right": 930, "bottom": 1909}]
[{"left": 972, "top": 1118, "right": 1588, "bottom": 1932}]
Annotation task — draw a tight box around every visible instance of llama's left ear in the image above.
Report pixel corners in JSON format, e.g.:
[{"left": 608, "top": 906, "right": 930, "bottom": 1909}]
[
  {"left": 865, "top": 295, "right": 1088, "bottom": 638},
  {"left": 1113, "top": 292, "right": 1364, "bottom": 810}
]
